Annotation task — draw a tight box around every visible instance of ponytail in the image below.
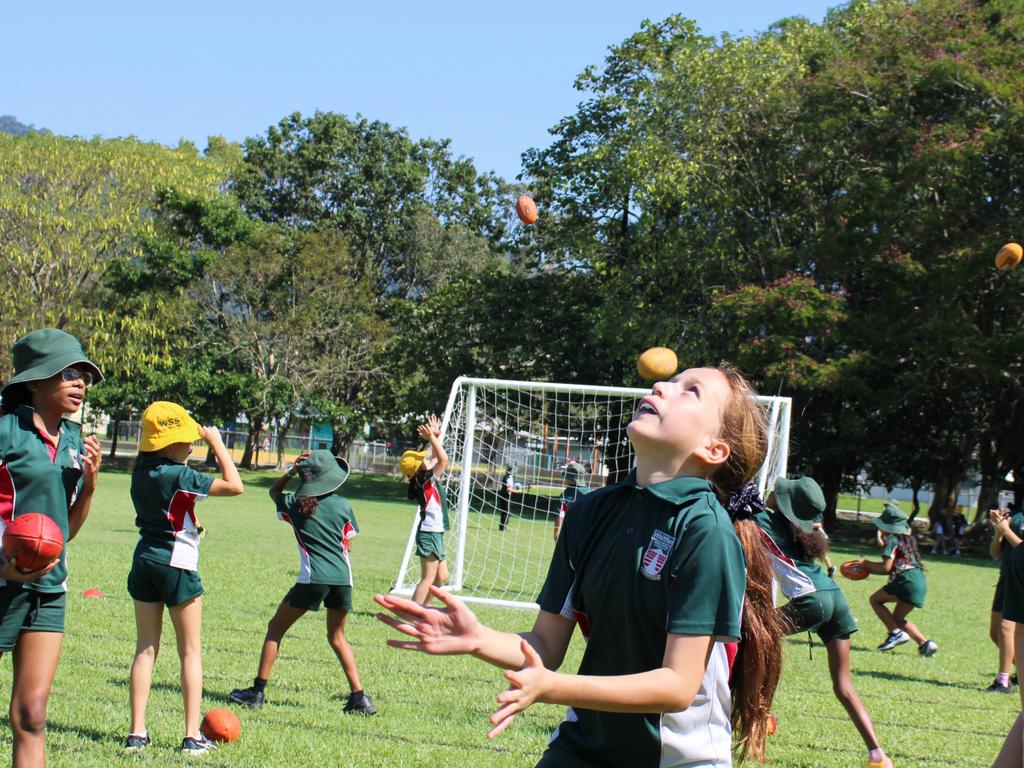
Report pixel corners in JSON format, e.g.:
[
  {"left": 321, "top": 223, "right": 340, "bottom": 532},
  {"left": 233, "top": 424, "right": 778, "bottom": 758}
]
[
  {"left": 712, "top": 365, "right": 783, "bottom": 762},
  {"left": 295, "top": 495, "right": 320, "bottom": 519}
]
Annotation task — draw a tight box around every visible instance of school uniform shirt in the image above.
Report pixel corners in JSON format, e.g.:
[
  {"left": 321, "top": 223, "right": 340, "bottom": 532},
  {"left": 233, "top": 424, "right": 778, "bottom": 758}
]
[
  {"left": 882, "top": 534, "right": 921, "bottom": 577},
  {"left": 0, "top": 406, "right": 85, "bottom": 593},
  {"left": 537, "top": 473, "right": 746, "bottom": 768},
  {"left": 1000, "top": 511, "right": 1024, "bottom": 571},
  {"left": 752, "top": 507, "right": 836, "bottom": 599},
  {"left": 132, "top": 457, "right": 215, "bottom": 571},
  {"left": 416, "top": 474, "right": 448, "bottom": 533},
  {"left": 275, "top": 493, "right": 358, "bottom": 586},
  {"left": 557, "top": 484, "right": 591, "bottom": 522}
]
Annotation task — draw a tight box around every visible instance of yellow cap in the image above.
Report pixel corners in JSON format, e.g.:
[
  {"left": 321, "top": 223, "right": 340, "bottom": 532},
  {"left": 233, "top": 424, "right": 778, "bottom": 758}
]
[
  {"left": 140, "top": 401, "right": 203, "bottom": 452},
  {"left": 398, "top": 449, "right": 426, "bottom": 479}
]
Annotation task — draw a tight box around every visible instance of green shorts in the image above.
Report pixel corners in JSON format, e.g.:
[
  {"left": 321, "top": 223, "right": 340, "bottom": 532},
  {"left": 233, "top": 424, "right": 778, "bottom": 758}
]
[
  {"left": 882, "top": 568, "right": 927, "bottom": 609},
  {"left": 127, "top": 556, "right": 204, "bottom": 607},
  {"left": 780, "top": 588, "right": 859, "bottom": 644},
  {"left": 1003, "top": 545, "right": 1024, "bottom": 622},
  {"left": 284, "top": 583, "right": 352, "bottom": 612},
  {"left": 0, "top": 585, "right": 66, "bottom": 652},
  {"left": 415, "top": 530, "right": 446, "bottom": 560}
]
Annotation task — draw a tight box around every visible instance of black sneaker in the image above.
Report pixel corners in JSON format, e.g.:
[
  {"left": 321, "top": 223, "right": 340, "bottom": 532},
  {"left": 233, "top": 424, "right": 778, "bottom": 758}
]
[
  {"left": 181, "top": 734, "right": 218, "bottom": 755},
  {"left": 986, "top": 679, "right": 1014, "bottom": 694},
  {"left": 228, "top": 686, "right": 264, "bottom": 709},
  {"left": 123, "top": 734, "right": 150, "bottom": 751},
  {"left": 343, "top": 691, "right": 377, "bottom": 715},
  {"left": 918, "top": 639, "right": 938, "bottom": 657}
]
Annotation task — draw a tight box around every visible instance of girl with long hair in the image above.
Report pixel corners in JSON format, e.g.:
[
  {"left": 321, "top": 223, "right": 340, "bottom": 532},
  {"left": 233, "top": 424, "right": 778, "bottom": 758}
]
[{"left": 375, "top": 365, "right": 782, "bottom": 765}]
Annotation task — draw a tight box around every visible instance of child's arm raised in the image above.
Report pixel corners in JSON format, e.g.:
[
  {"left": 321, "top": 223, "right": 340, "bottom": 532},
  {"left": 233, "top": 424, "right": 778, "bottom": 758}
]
[
  {"left": 418, "top": 416, "right": 447, "bottom": 477},
  {"left": 269, "top": 451, "right": 311, "bottom": 498},
  {"left": 203, "top": 426, "right": 244, "bottom": 496}
]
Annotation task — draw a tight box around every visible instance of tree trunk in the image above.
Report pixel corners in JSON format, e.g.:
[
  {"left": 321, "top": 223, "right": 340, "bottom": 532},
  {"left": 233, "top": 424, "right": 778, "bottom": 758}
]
[
  {"left": 907, "top": 478, "right": 922, "bottom": 523},
  {"left": 819, "top": 467, "right": 841, "bottom": 531},
  {"left": 976, "top": 439, "right": 1003, "bottom": 522},
  {"left": 240, "top": 415, "right": 263, "bottom": 470},
  {"left": 276, "top": 417, "right": 292, "bottom": 470},
  {"left": 108, "top": 417, "right": 120, "bottom": 459},
  {"left": 927, "top": 476, "right": 961, "bottom": 524},
  {"left": 330, "top": 428, "right": 346, "bottom": 457}
]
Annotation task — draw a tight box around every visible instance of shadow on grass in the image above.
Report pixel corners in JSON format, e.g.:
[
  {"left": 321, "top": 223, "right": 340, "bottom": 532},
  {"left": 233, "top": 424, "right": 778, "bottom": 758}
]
[{"left": 0, "top": 716, "right": 110, "bottom": 743}]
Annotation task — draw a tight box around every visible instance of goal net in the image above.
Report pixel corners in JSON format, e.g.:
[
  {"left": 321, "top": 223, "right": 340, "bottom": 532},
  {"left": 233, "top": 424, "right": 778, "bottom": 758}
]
[{"left": 393, "top": 377, "right": 792, "bottom": 610}]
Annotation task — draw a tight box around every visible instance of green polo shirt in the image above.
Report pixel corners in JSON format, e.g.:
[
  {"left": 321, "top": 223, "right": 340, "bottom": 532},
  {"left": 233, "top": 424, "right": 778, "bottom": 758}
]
[
  {"left": 753, "top": 507, "right": 836, "bottom": 595},
  {"left": 0, "top": 406, "right": 85, "bottom": 594},
  {"left": 274, "top": 492, "right": 359, "bottom": 586},
  {"left": 882, "top": 534, "right": 920, "bottom": 576},
  {"left": 416, "top": 474, "right": 448, "bottom": 533},
  {"left": 131, "top": 457, "right": 215, "bottom": 571},
  {"left": 537, "top": 472, "right": 745, "bottom": 767},
  {"left": 1000, "top": 510, "right": 1024, "bottom": 574}
]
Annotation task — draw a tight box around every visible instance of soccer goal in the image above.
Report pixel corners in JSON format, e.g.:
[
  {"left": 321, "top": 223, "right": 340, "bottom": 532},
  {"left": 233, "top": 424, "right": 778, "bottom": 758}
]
[{"left": 393, "top": 377, "right": 792, "bottom": 610}]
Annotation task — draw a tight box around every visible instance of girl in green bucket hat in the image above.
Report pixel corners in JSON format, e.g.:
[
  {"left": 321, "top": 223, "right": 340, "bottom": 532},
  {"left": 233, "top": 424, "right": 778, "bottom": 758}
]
[
  {"left": 0, "top": 328, "right": 104, "bottom": 765},
  {"left": 857, "top": 502, "right": 938, "bottom": 656},
  {"left": 229, "top": 449, "right": 377, "bottom": 716},
  {"left": 754, "top": 477, "right": 895, "bottom": 768}
]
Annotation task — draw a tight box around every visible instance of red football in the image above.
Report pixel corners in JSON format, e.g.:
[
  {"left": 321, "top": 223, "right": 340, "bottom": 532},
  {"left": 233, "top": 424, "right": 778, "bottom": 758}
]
[
  {"left": 201, "top": 708, "right": 241, "bottom": 742},
  {"left": 839, "top": 559, "right": 868, "bottom": 581},
  {"left": 2, "top": 513, "right": 64, "bottom": 572},
  {"left": 516, "top": 194, "right": 538, "bottom": 225}
]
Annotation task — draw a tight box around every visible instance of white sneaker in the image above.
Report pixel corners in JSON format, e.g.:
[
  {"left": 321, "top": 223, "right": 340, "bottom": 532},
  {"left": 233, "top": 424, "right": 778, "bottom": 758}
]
[
  {"left": 919, "top": 639, "right": 938, "bottom": 657},
  {"left": 877, "top": 629, "right": 910, "bottom": 651}
]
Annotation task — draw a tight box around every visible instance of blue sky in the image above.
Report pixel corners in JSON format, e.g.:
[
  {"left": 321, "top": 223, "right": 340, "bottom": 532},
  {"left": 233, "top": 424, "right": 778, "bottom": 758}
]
[{"left": 3, "top": 0, "right": 838, "bottom": 181}]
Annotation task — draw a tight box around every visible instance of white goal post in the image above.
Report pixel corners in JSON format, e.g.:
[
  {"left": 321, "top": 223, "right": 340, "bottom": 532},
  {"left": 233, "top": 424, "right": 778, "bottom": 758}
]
[{"left": 393, "top": 377, "right": 792, "bottom": 610}]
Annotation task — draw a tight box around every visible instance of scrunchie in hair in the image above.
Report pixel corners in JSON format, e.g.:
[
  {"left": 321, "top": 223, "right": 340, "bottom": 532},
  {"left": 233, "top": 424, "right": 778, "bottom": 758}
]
[{"left": 726, "top": 481, "right": 765, "bottom": 521}]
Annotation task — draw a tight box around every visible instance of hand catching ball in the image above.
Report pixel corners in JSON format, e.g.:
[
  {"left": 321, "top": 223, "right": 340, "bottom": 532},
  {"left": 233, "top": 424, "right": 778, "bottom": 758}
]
[
  {"left": 516, "top": 194, "right": 538, "bottom": 225},
  {"left": 996, "top": 243, "right": 1022, "bottom": 271},
  {"left": 839, "top": 560, "right": 868, "bottom": 581},
  {"left": 637, "top": 347, "right": 678, "bottom": 382}
]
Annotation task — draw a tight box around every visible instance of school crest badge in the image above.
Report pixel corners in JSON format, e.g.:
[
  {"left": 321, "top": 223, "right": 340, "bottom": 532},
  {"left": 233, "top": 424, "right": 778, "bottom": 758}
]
[{"left": 640, "top": 529, "right": 675, "bottom": 580}]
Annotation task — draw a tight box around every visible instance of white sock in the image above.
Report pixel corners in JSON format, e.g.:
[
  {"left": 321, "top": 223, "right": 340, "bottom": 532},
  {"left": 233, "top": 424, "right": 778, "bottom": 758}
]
[{"left": 869, "top": 748, "right": 885, "bottom": 763}]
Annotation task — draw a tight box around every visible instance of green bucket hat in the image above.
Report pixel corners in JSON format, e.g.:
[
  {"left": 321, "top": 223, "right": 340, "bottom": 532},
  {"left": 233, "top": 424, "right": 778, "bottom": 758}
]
[
  {"left": 2, "top": 329, "right": 103, "bottom": 398},
  {"left": 563, "top": 461, "right": 586, "bottom": 485},
  {"left": 874, "top": 502, "right": 910, "bottom": 534},
  {"left": 295, "top": 450, "right": 350, "bottom": 498},
  {"left": 773, "top": 476, "right": 826, "bottom": 533}
]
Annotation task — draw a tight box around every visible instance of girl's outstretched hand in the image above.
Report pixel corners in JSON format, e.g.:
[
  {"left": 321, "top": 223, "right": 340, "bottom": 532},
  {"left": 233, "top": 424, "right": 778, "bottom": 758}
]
[
  {"left": 374, "top": 585, "right": 481, "bottom": 655},
  {"left": 487, "top": 639, "right": 551, "bottom": 739}
]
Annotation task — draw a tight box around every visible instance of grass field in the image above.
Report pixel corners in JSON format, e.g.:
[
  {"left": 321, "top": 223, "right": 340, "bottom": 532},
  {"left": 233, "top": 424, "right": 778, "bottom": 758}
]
[{"left": 1, "top": 469, "right": 1016, "bottom": 767}]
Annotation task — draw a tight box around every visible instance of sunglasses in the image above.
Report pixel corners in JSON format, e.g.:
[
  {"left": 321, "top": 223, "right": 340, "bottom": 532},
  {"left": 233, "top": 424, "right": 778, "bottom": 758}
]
[{"left": 60, "top": 367, "right": 95, "bottom": 387}]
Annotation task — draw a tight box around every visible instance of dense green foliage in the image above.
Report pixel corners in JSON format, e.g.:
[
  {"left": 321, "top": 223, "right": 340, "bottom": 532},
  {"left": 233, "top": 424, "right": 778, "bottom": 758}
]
[{"left": 2, "top": 0, "right": 1023, "bottom": 509}]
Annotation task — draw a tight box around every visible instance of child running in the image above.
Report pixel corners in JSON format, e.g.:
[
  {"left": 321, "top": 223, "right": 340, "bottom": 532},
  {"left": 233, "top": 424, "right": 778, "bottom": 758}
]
[
  {"left": 229, "top": 450, "right": 375, "bottom": 715},
  {"left": 125, "top": 402, "right": 244, "bottom": 754},
  {"left": 398, "top": 416, "right": 449, "bottom": 605},
  {"left": 553, "top": 461, "right": 590, "bottom": 541},
  {"left": 753, "top": 476, "right": 893, "bottom": 768},
  {"left": 376, "top": 365, "right": 783, "bottom": 766},
  {"left": 859, "top": 502, "right": 938, "bottom": 656}
]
